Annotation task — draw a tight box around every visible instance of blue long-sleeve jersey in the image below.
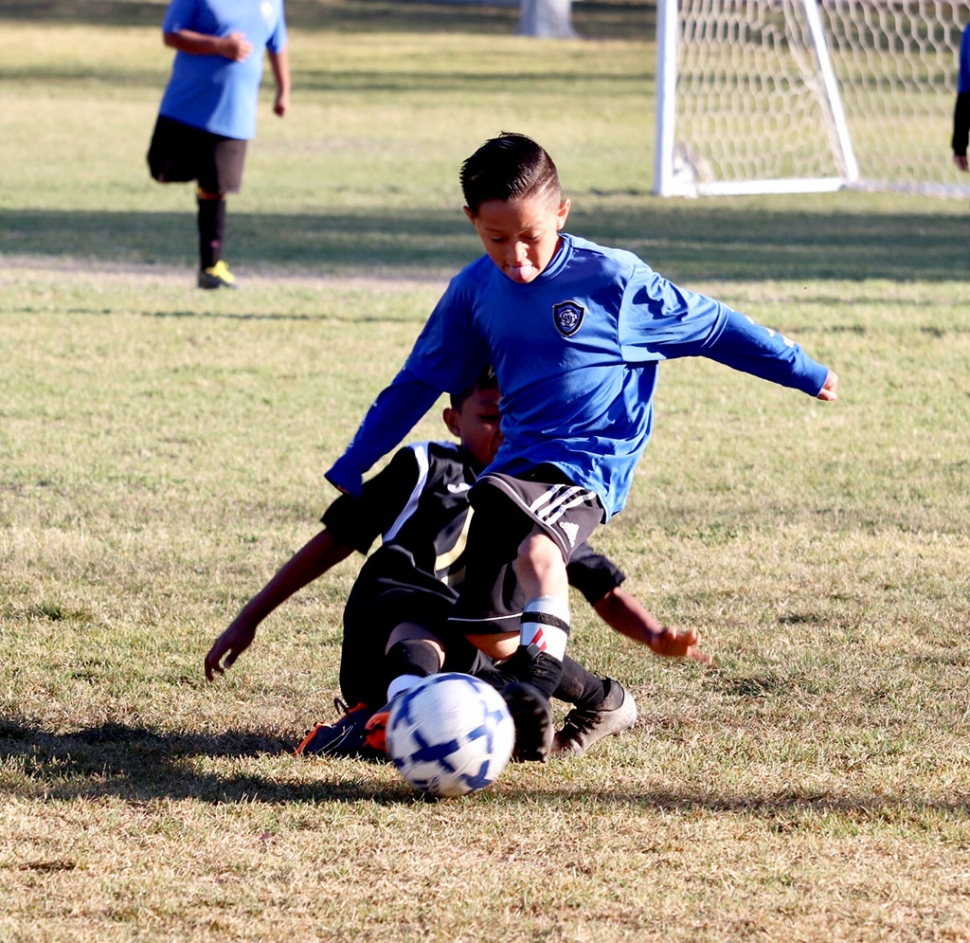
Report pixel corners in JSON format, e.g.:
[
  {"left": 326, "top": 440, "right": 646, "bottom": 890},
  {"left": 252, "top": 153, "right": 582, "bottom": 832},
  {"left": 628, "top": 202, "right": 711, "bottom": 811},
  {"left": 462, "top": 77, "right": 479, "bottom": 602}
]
[{"left": 328, "top": 233, "right": 829, "bottom": 520}]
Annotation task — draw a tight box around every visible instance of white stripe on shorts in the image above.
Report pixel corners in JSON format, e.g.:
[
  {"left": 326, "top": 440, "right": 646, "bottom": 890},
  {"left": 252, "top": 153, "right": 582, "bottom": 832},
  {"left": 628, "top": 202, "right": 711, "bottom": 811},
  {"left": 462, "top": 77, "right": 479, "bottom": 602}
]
[{"left": 530, "top": 485, "right": 593, "bottom": 526}]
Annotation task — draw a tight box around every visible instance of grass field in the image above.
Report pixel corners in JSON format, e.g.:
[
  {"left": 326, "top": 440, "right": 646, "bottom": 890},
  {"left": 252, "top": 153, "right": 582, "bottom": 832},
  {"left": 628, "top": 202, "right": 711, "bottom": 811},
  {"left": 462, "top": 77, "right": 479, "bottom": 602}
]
[{"left": 2, "top": 1, "right": 970, "bottom": 940}]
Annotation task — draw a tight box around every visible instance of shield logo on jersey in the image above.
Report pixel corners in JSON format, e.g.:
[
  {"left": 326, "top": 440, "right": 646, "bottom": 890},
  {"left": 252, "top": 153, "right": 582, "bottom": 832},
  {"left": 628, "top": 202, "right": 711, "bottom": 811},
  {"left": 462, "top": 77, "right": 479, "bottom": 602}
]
[{"left": 553, "top": 301, "right": 585, "bottom": 337}]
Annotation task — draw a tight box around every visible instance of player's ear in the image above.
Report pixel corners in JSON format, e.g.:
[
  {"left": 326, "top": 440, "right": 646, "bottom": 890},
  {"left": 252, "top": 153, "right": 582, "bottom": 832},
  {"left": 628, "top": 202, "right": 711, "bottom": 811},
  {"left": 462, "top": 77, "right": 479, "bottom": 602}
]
[
  {"left": 462, "top": 206, "right": 476, "bottom": 226},
  {"left": 442, "top": 406, "right": 462, "bottom": 438},
  {"left": 556, "top": 198, "right": 571, "bottom": 230}
]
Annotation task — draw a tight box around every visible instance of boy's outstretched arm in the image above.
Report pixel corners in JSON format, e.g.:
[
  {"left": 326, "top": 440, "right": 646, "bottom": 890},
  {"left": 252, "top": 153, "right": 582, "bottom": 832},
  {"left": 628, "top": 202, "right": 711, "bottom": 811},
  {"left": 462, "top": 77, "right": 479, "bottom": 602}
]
[
  {"left": 817, "top": 370, "right": 839, "bottom": 402},
  {"left": 592, "top": 586, "right": 713, "bottom": 665},
  {"left": 326, "top": 368, "right": 443, "bottom": 496},
  {"left": 204, "top": 529, "right": 353, "bottom": 681}
]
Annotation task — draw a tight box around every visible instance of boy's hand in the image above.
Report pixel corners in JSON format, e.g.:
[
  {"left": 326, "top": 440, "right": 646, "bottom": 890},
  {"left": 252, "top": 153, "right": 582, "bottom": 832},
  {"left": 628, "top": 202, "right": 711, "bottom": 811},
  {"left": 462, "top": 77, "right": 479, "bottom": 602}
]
[
  {"left": 648, "top": 626, "right": 713, "bottom": 665},
  {"left": 817, "top": 370, "right": 839, "bottom": 402},
  {"left": 220, "top": 32, "right": 253, "bottom": 62},
  {"left": 205, "top": 621, "right": 256, "bottom": 681}
]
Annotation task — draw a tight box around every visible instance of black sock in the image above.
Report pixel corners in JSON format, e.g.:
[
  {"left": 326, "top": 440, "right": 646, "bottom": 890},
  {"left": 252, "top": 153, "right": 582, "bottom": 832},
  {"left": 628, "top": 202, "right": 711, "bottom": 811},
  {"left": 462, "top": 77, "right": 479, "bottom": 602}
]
[
  {"left": 197, "top": 196, "right": 226, "bottom": 269},
  {"left": 504, "top": 647, "right": 563, "bottom": 700},
  {"left": 473, "top": 664, "right": 510, "bottom": 693},
  {"left": 553, "top": 655, "right": 607, "bottom": 709},
  {"left": 384, "top": 639, "right": 440, "bottom": 685}
]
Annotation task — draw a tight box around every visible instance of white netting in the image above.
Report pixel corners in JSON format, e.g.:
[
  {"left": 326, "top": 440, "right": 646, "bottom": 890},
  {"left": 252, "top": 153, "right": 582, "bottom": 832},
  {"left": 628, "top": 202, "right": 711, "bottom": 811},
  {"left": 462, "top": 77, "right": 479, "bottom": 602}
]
[{"left": 665, "top": 0, "right": 970, "bottom": 197}]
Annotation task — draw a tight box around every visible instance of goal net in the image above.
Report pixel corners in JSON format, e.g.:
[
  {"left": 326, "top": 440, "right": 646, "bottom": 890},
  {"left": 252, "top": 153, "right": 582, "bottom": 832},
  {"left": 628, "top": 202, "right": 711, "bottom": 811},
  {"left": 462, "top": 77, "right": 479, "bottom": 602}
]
[{"left": 654, "top": 0, "right": 970, "bottom": 198}]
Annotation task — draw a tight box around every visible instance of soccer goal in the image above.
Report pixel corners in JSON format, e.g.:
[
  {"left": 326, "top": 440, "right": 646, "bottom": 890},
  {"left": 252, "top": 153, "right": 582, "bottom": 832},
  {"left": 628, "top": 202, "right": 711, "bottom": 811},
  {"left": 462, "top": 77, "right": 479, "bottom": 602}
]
[{"left": 654, "top": 0, "right": 970, "bottom": 198}]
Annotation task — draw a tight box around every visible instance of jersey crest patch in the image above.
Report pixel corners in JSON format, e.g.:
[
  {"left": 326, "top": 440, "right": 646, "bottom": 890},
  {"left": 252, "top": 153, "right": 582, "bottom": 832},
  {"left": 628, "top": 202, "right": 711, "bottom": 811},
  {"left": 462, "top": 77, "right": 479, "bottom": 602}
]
[{"left": 553, "top": 301, "right": 585, "bottom": 337}]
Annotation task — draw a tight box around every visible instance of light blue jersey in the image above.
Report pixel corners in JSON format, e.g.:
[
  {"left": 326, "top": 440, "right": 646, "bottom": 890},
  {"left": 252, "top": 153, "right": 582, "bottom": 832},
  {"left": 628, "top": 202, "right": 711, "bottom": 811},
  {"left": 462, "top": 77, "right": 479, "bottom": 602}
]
[
  {"left": 327, "top": 234, "right": 829, "bottom": 520},
  {"left": 158, "top": 0, "right": 287, "bottom": 140}
]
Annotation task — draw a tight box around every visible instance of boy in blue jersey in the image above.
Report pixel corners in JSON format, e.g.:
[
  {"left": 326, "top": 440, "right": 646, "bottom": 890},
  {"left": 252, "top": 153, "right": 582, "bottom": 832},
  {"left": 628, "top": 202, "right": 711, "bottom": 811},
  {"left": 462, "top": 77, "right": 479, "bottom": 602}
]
[
  {"left": 147, "top": 0, "right": 290, "bottom": 289},
  {"left": 952, "top": 22, "right": 970, "bottom": 171},
  {"left": 326, "top": 132, "right": 839, "bottom": 762},
  {"left": 206, "top": 368, "right": 709, "bottom": 759}
]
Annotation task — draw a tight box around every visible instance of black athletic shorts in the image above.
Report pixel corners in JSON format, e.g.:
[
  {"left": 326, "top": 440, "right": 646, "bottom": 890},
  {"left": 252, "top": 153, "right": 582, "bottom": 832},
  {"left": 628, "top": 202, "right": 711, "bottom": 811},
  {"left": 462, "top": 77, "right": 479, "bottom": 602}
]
[
  {"left": 339, "top": 590, "right": 491, "bottom": 707},
  {"left": 147, "top": 115, "right": 247, "bottom": 194},
  {"left": 448, "top": 466, "right": 605, "bottom": 635}
]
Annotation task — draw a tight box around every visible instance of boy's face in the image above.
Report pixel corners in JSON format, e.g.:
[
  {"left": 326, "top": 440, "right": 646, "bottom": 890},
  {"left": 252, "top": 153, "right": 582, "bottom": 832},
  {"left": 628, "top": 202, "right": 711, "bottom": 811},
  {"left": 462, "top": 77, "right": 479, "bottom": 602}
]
[
  {"left": 443, "top": 385, "right": 504, "bottom": 468},
  {"left": 464, "top": 194, "right": 571, "bottom": 284}
]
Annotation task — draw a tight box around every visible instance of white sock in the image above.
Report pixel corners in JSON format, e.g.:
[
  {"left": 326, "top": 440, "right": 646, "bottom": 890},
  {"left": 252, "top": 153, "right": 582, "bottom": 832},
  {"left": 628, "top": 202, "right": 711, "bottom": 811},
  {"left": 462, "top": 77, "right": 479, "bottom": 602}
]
[
  {"left": 386, "top": 673, "right": 423, "bottom": 702},
  {"left": 520, "top": 595, "right": 570, "bottom": 661}
]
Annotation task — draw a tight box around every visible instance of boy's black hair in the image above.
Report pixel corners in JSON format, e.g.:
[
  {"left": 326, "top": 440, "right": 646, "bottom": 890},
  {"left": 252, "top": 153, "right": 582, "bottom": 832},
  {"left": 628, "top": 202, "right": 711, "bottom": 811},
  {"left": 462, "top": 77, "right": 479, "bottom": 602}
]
[
  {"left": 450, "top": 365, "right": 498, "bottom": 411},
  {"left": 460, "top": 132, "right": 561, "bottom": 214}
]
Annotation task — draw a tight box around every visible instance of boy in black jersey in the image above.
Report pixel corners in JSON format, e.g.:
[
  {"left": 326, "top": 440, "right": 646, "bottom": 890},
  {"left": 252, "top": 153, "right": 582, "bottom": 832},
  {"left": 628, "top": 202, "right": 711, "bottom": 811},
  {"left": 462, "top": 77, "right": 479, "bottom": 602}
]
[{"left": 205, "top": 369, "right": 708, "bottom": 758}]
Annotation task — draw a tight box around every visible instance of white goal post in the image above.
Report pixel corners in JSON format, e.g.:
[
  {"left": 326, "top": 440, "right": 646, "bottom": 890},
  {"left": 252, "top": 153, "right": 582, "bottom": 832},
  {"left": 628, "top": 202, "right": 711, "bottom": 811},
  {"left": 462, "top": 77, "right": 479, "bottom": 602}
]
[{"left": 654, "top": 0, "right": 970, "bottom": 198}]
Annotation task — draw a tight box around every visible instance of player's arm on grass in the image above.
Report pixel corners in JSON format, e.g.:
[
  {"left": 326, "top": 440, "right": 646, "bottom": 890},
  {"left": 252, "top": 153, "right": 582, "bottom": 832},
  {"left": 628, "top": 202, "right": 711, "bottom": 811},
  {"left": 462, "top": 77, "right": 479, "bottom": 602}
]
[
  {"left": 163, "top": 29, "right": 253, "bottom": 62},
  {"left": 205, "top": 529, "right": 353, "bottom": 681},
  {"left": 592, "top": 586, "right": 712, "bottom": 665},
  {"left": 567, "top": 545, "right": 711, "bottom": 664},
  {"left": 268, "top": 46, "right": 291, "bottom": 116},
  {"left": 208, "top": 447, "right": 427, "bottom": 680}
]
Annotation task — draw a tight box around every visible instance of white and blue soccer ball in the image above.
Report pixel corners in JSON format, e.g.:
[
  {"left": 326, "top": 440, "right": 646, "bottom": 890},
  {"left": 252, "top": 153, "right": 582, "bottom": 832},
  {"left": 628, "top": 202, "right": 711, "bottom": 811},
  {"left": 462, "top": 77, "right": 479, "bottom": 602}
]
[{"left": 386, "top": 672, "right": 515, "bottom": 798}]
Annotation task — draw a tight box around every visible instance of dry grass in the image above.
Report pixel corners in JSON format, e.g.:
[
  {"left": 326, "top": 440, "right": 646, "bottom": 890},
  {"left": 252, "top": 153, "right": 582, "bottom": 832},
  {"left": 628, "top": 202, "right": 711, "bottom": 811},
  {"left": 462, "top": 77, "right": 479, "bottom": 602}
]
[{"left": 2, "top": 3, "right": 970, "bottom": 940}]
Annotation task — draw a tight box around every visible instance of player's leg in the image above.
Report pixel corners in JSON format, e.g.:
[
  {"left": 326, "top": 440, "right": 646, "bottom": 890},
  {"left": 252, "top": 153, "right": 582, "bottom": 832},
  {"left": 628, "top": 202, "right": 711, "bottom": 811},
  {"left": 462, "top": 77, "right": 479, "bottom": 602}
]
[
  {"left": 196, "top": 135, "right": 246, "bottom": 289},
  {"left": 296, "top": 613, "right": 385, "bottom": 757},
  {"left": 483, "top": 473, "right": 603, "bottom": 707},
  {"left": 446, "top": 483, "right": 551, "bottom": 761},
  {"left": 298, "top": 594, "right": 450, "bottom": 757},
  {"left": 452, "top": 469, "right": 603, "bottom": 761},
  {"left": 512, "top": 533, "right": 641, "bottom": 759},
  {"left": 513, "top": 529, "right": 572, "bottom": 695},
  {"left": 196, "top": 188, "right": 229, "bottom": 284},
  {"left": 147, "top": 117, "right": 241, "bottom": 289},
  {"left": 296, "top": 604, "right": 396, "bottom": 757},
  {"left": 471, "top": 650, "right": 637, "bottom": 758},
  {"left": 359, "top": 623, "right": 447, "bottom": 753},
  {"left": 552, "top": 657, "right": 637, "bottom": 757},
  {"left": 147, "top": 115, "right": 195, "bottom": 185}
]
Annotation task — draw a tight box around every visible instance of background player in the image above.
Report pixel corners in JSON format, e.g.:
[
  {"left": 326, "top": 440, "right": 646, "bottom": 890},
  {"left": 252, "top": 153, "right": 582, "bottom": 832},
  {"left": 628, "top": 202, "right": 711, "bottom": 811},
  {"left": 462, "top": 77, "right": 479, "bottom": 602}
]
[
  {"left": 147, "top": 0, "right": 290, "bottom": 289},
  {"left": 206, "top": 369, "right": 709, "bottom": 759},
  {"left": 324, "top": 132, "right": 838, "bottom": 761},
  {"left": 952, "top": 20, "right": 970, "bottom": 171}
]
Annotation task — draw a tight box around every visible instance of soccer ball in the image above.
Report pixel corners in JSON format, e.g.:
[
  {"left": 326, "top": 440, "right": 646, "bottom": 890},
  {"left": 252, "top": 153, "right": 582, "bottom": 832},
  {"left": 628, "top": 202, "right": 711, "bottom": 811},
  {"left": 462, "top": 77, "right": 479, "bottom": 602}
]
[{"left": 386, "top": 672, "right": 515, "bottom": 798}]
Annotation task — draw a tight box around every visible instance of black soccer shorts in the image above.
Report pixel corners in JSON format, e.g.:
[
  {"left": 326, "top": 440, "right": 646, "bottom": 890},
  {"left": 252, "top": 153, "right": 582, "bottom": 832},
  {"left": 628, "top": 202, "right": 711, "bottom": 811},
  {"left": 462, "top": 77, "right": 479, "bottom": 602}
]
[
  {"left": 448, "top": 466, "right": 605, "bottom": 635},
  {"left": 147, "top": 115, "right": 247, "bottom": 194}
]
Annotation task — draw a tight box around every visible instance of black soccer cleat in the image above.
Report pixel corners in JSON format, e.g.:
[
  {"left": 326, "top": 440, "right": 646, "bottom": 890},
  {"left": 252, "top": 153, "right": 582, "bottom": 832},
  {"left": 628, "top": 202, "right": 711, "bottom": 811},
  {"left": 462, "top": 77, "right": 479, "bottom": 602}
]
[
  {"left": 551, "top": 678, "right": 637, "bottom": 757},
  {"left": 294, "top": 699, "right": 379, "bottom": 757},
  {"left": 501, "top": 681, "right": 554, "bottom": 763}
]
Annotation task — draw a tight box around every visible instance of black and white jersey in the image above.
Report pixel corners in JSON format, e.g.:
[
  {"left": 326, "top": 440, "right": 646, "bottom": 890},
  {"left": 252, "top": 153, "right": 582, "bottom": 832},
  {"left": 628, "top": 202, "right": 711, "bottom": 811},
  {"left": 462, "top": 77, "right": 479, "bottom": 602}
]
[
  {"left": 322, "top": 440, "right": 626, "bottom": 624},
  {"left": 324, "top": 441, "right": 479, "bottom": 616}
]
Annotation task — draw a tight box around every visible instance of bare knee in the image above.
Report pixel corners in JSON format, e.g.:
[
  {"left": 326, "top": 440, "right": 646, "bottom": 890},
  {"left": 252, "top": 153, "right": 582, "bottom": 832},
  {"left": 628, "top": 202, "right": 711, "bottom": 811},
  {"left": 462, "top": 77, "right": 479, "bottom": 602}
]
[{"left": 517, "top": 532, "right": 568, "bottom": 599}]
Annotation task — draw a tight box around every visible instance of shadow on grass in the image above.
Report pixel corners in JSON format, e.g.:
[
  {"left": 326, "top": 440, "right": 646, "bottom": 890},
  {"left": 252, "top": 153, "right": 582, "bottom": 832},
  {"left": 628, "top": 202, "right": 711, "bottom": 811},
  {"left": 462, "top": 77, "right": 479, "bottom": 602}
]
[
  {"left": 3, "top": 720, "right": 969, "bottom": 816},
  {"left": 3, "top": 205, "right": 968, "bottom": 282},
  {"left": 0, "top": 719, "right": 419, "bottom": 805}
]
